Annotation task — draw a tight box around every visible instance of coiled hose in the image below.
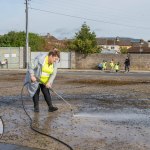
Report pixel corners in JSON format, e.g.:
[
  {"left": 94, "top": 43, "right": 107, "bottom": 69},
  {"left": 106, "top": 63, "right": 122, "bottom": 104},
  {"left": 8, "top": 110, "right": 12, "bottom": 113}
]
[{"left": 21, "top": 83, "right": 73, "bottom": 150}]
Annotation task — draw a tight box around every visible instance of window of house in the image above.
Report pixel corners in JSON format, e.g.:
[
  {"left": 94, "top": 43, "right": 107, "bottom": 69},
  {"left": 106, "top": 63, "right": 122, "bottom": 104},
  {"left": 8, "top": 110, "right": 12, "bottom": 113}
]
[{"left": 111, "top": 46, "right": 114, "bottom": 49}]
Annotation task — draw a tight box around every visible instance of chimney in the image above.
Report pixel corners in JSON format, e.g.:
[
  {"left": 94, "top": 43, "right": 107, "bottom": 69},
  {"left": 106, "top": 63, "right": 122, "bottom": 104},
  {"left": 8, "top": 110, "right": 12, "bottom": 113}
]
[{"left": 148, "top": 40, "right": 150, "bottom": 48}]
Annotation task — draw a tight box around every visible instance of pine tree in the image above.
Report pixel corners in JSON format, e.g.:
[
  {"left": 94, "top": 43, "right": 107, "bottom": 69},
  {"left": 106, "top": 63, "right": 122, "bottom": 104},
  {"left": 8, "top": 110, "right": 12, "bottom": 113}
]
[{"left": 70, "top": 23, "right": 101, "bottom": 54}]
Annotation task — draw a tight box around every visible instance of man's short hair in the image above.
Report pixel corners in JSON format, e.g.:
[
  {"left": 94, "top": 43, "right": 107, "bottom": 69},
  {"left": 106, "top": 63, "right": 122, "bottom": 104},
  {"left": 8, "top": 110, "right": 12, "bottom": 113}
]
[{"left": 48, "top": 49, "right": 60, "bottom": 58}]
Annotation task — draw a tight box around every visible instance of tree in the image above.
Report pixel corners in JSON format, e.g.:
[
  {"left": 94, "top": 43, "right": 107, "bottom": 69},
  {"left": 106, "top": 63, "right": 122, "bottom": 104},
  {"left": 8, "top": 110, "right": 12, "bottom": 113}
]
[
  {"left": 0, "top": 31, "right": 45, "bottom": 51},
  {"left": 70, "top": 23, "right": 101, "bottom": 54},
  {"left": 29, "top": 33, "right": 45, "bottom": 51},
  {"left": 120, "top": 47, "right": 128, "bottom": 54}
]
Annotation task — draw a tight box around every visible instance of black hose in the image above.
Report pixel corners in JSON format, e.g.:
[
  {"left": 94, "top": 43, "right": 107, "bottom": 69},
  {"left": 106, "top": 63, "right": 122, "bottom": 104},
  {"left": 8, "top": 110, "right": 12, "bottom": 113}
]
[{"left": 21, "top": 83, "right": 73, "bottom": 150}]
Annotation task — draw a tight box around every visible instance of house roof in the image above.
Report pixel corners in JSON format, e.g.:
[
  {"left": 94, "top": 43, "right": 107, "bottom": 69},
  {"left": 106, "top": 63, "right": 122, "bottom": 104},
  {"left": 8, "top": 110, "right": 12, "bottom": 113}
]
[
  {"left": 128, "top": 47, "right": 150, "bottom": 53},
  {"left": 131, "top": 42, "right": 148, "bottom": 47},
  {"left": 118, "top": 40, "right": 132, "bottom": 46},
  {"left": 96, "top": 37, "right": 147, "bottom": 47}
]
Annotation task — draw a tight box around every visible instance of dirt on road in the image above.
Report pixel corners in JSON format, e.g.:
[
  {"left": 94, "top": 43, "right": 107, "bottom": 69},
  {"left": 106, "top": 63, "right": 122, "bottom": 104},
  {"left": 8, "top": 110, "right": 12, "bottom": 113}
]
[{"left": 0, "top": 70, "right": 150, "bottom": 150}]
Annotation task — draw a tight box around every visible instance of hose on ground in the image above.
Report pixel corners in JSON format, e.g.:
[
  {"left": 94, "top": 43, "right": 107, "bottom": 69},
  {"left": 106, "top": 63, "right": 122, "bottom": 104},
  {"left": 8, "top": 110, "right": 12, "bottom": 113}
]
[{"left": 21, "top": 83, "right": 73, "bottom": 150}]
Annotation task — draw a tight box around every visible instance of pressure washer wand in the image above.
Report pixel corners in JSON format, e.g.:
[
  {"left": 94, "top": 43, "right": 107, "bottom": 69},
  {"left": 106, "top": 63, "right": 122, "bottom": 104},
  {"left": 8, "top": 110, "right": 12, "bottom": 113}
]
[
  {"left": 50, "top": 88, "right": 74, "bottom": 114},
  {"left": 35, "top": 77, "right": 74, "bottom": 115}
]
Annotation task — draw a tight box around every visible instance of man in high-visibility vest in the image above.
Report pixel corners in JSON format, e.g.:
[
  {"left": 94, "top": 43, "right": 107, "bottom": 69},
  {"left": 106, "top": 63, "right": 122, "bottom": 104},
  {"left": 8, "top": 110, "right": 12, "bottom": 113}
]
[
  {"left": 114, "top": 62, "right": 120, "bottom": 72},
  {"left": 109, "top": 59, "right": 114, "bottom": 71},
  {"left": 25, "top": 49, "right": 60, "bottom": 112},
  {"left": 102, "top": 60, "right": 107, "bottom": 70}
]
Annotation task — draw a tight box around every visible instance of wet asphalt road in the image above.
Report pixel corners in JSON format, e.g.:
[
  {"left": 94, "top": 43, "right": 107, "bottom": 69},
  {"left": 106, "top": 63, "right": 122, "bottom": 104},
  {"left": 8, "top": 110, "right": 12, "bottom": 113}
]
[{"left": 0, "top": 70, "right": 150, "bottom": 150}]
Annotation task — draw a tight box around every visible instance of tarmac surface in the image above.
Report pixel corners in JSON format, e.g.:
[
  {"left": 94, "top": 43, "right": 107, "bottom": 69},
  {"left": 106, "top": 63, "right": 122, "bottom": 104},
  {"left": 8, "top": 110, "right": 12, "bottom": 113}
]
[{"left": 0, "top": 69, "right": 150, "bottom": 150}]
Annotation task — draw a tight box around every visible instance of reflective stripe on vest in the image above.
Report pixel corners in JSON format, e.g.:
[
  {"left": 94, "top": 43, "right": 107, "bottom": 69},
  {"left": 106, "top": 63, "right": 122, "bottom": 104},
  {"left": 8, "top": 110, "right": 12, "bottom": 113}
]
[
  {"left": 40, "top": 56, "right": 54, "bottom": 84},
  {"left": 41, "top": 72, "right": 50, "bottom": 77}
]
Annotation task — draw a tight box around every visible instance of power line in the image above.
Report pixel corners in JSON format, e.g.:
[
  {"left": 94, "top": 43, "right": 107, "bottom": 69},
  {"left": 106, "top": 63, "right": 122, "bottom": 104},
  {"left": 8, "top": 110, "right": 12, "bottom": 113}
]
[
  {"left": 29, "top": 7, "right": 150, "bottom": 30},
  {"left": 29, "top": 1, "right": 146, "bottom": 24},
  {"left": 30, "top": 0, "right": 150, "bottom": 19}
]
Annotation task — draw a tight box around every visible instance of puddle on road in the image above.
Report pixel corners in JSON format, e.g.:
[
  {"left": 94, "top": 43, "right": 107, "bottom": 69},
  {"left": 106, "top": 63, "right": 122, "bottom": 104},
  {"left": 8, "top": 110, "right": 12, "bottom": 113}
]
[
  {"left": 0, "top": 143, "right": 42, "bottom": 150},
  {"left": 74, "top": 112, "right": 149, "bottom": 121}
]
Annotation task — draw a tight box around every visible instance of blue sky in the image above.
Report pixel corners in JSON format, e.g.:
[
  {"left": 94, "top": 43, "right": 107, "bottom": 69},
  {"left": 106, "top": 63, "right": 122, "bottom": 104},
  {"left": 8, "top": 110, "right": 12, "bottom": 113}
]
[{"left": 0, "top": 0, "right": 150, "bottom": 40}]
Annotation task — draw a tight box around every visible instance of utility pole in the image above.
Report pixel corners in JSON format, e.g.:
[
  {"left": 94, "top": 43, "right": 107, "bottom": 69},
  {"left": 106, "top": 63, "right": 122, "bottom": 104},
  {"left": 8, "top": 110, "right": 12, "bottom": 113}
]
[{"left": 25, "top": 0, "right": 30, "bottom": 69}]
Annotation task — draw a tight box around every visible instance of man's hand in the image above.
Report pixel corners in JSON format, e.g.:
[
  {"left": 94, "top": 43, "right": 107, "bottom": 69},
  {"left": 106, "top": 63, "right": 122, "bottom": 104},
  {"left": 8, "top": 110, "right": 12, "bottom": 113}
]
[
  {"left": 31, "top": 75, "right": 37, "bottom": 82},
  {"left": 46, "top": 83, "right": 52, "bottom": 89}
]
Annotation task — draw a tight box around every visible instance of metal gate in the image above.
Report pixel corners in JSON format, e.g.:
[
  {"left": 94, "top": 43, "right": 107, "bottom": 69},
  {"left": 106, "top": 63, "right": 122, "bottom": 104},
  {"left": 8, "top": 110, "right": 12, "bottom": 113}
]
[
  {"left": 57, "top": 52, "right": 71, "bottom": 68},
  {"left": 0, "top": 47, "right": 20, "bottom": 69}
]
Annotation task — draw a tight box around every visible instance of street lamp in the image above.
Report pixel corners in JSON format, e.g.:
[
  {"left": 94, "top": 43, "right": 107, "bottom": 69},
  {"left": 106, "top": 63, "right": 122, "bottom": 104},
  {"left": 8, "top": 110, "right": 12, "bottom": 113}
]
[
  {"left": 114, "top": 37, "right": 119, "bottom": 45},
  {"left": 114, "top": 37, "right": 119, "bottom": 53},
  {"left": 139, "top": 39, "right": 143, "bottom": 54},
  {"left": 139, "top": 39, "right": 144, "bottom": 70}
]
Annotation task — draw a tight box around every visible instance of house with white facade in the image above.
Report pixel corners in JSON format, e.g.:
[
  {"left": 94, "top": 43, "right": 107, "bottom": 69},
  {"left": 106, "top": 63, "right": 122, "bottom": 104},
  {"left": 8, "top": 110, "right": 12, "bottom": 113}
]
[{"left": 97, "top": 37, "right": 134, "bottom": 54}]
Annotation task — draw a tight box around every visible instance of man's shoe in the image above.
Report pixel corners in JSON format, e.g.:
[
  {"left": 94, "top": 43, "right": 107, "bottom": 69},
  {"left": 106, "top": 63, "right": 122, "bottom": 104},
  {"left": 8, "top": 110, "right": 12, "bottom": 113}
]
[{"left": 48, "top": 107, "right": 58, "bottom": 112}]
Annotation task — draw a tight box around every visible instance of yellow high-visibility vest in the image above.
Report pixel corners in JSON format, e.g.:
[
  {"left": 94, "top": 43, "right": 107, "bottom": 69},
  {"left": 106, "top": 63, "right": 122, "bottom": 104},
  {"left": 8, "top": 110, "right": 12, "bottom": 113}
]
[
  {"left": 103, "top": 62, "right": 107, "bottom": 69},
  {"left": 115, "top": 64, "right": 119, "bottom": 70},
  {"left": 40, "top": 56, "right": 54, "bottom": 84},
  {"left": 110, "top": 62, "right": 114, "bottom": 68}
]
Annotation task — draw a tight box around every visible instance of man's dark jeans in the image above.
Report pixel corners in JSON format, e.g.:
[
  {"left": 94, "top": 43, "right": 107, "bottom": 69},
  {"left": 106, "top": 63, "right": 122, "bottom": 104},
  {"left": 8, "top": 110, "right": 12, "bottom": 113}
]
[
  {"left": 125, "top": 65, "right": 130, "bottom": 72},
  {"left": 33, "top": 84, "right": 53, "bottom": 109}
]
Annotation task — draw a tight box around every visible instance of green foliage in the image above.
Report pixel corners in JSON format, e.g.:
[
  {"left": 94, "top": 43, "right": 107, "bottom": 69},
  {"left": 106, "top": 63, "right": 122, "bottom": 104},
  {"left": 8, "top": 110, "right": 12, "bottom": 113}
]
[
  {"left": 70, "top": 23, "right": 101, "bottom": 54},
  {"left": 29, "top": 33, "right": 45, "bottom": 51},
  {"left": 120, "top": 47, "right": 128, "bottom": 54},
  {"left": 0, "top": 31, "right": 45, "bottom": 51}
]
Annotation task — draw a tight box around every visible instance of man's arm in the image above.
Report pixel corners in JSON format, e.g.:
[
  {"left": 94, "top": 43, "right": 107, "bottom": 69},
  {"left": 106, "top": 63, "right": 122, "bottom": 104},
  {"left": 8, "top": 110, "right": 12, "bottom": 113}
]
[
  {"left": 47, "top": 62, "right": 58, "bottom": 88},
  {"left": 28, "top": 56, "right": 39, "bottom": 82}
]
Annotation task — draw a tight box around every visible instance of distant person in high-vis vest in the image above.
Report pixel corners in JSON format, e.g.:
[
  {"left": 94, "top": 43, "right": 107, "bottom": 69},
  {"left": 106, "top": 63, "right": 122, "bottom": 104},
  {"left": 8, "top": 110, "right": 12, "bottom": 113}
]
[
  {"left": 109, "top": 59, "right": 114, "bottom": 71},
  {"left": 102, "top": 60, "right": 107, "bottom": 70},
  {"left": 25, "top": 49, "right": 60, "bottom": 112},
  {"left": 114, "top": 62, "right": 120, "bottom": 72}
]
